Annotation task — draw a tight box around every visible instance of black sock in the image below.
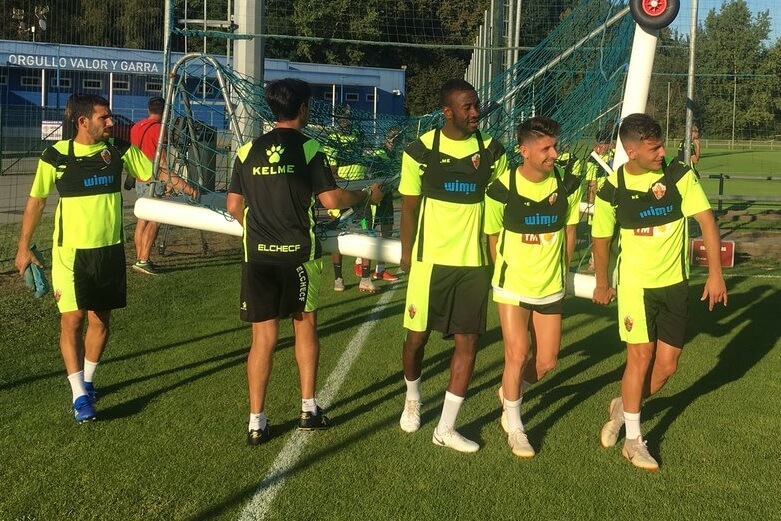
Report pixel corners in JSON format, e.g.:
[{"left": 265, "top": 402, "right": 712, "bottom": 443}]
[{"left": 333, "top": 263, "right": 343, "bottom": 279}]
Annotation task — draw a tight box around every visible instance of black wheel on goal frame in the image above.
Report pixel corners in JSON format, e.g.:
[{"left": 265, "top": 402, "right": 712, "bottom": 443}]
[{"left": 629, "top": 0, "right": 680, "bottom": 30}]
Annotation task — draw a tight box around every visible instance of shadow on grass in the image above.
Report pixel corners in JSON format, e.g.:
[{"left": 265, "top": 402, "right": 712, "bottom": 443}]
[
  {"left": 643, "top": 280, "right": 779, "bottom": 462},
  {"left": 462, "top": 298, "right": 623, "bottom": 451}
]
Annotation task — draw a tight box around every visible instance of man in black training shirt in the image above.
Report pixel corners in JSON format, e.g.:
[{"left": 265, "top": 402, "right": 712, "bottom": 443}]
[{"left": 226, "top": 78, "right": 384, "bottom": 445}]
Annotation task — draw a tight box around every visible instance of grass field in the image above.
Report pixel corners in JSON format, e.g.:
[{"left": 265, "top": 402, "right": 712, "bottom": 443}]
[{"left": 1, "top": 235, "right": 780, "bottom": 520}]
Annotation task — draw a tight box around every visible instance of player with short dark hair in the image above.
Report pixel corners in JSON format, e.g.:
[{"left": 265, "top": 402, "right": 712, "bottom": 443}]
[
  {"left": 15, "top": 93, "right": 153, "bottom": 422},
  {"left": 397, "top": 78, "right": 508, "bottom": 452},
  {"left": 591, "top": 113, "right": 727, "bottom": 470},
  {"left": 486, "top": 116, "right": 582, "bottom": 458},
  {"left": 226, "top": 78, "right": 384, "bottom": 445}
]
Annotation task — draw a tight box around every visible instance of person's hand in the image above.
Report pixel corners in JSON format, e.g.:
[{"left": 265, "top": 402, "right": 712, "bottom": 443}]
[
  {"left": 15, "top": 247, "right": 39, "bottom": 276},
  {"left": 368, "top": 182, "right": 385, "bottom": 205},
  {"left": 592, "top": 285, "right": 616, "bottom": 305},
  {"left": 399, "top": 254, "right": 411, "bottom": 275},
  {"left": 701, "top": 275, "right": 728, "bottom": 311}
]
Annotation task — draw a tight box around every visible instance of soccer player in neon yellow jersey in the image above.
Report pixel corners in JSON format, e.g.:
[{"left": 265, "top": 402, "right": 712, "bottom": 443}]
[
  {"left": 591, "top": 113, "right": 727, "bottom": 470},
  {"left": 485, "top": 117, "right": 582, "bottom": 458},
  {"left": 15, "top": 94, "right": 153, "bottom": 423},
  {"left": 398, "top": 79, "right": 508, "bottom": 452}
]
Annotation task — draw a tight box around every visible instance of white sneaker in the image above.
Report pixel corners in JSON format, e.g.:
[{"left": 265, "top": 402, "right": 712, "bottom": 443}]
[
  {"left": 508, "top": 428, "right": 535, "bottom": 458},
  {"left": 432, "top": 426, "right": 479, "bottom": 453},
  {"left": 333, "top": 277, "right": 345, "bottom": 292},
  {"left": 399, "top": 399, "right": 421, "bottom": 433},
  {"left": 600, "top": 397, "right": 624, "bottom": 448},
  {"left": 622, "top": 436, "right": 659, "bottom": 471}
]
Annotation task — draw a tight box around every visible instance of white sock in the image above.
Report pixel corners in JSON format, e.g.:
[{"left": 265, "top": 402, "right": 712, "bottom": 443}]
[
  {"left": 437, "top": 391, "right": 464, "bottom": 432},
  {"left": 302, "top": 397, "right": 317, "bottom": 413},
  {"left": 505, "top": 397, "right": 524, "bottom": 433},
  {"left": 67, "top": 371, "right": 86, "bottom": 402},
  {"left": 249, "top": 412, "right": 267, "bottom": 431},
  {"left": 405, "top": 377, "right": 421, "bottom": 401},
  {"left": 624, "top": 411, "right": 641, "bottom": 440},
  {"left": 355, "top": 258, "right": 362, "bottom": 265},
  {"left": 83, "top": 359, "right": 99, "bottom": 383},
  {"left": 376, "top": 262, "right": 386, "bottom": 274}
]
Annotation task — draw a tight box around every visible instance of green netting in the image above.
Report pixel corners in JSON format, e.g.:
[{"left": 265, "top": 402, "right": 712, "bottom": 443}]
[{"left": 160, "top": 0, "right": 634, "bottom": 211}]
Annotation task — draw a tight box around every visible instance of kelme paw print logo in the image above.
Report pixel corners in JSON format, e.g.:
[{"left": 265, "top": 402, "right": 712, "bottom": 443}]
[{"left": 267, "top": 145, "right": 285, "bottom": 164}]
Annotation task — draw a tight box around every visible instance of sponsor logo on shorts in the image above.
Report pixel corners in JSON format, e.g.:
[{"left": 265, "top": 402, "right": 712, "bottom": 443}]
[
  {"left": 624, "top": 315, "right": 634, "bottom": 331},
  {"left": 296, "top": 265, "right": 307, "bottom": 302},
  {"left": 522, "top": 233, "right": 540, "bottom": 244},
  {"left": 241, "top": 301, "right": 247, "bottom": 311},
  {"left": 408, "top": 304, "right": 417, "bottom": 319}
]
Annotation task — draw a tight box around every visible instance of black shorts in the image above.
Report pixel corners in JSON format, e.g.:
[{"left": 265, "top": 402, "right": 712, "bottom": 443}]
[
  {"left": 52, "top": 243, "right": 127, "bottom": 312},
  {"left": 404, "top": 262, "right": 491, "bottom": 336},
  {"left": 240, "top": 258, "right": 322, "bottom": 322},
  {"left": 518, "top": 298, "right": 564, "bottom": 315},
  {"left": 617, "top": 280, "right": 689, "bottom": 347}
]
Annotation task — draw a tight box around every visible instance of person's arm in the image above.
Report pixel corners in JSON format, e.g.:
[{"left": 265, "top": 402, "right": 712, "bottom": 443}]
[
  {"left": 399, "top": 195, "right": 421, "bottom": 273},
  {"left": 591, "top": 236, "right": 615, "bottom": 304},
  {"left": 693, "top": 209, "right": 727, "bottom": 310},
  {"left": 15, "top": 197, "right": 46, "bottom": 275},
  {"left": 487, "top": 233, "right": 499, "bottom": 264},
  {"left": 226, "top": 192, "right": 245, "bottom": 225},
  {"left": 317, "top": 183, "right": 383, "bottom": 210},
  {"left": 565, "top": 224, "right": 576, "bottom": 266}
]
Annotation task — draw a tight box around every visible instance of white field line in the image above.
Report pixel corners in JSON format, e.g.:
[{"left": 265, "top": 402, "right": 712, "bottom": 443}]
[{"left": 238, "top": 288, "right": 397, "bottom": 521}]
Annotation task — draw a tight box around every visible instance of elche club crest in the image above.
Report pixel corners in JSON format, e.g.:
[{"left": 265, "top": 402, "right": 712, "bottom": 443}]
[
  {"left": 624, "top": 315, "right": 634, "bottom": 331},
  {"left": 471, "top": 153, "right": 481, "bottom": 170},
  {"left": 100, "top": 148, "right": 112, "bottom": 164},
  {"left": 651, "top": 181, "right": 666, "bottom": 200},
  {"left": 548, "top": 192, "right": 558, "bottom": 206}
]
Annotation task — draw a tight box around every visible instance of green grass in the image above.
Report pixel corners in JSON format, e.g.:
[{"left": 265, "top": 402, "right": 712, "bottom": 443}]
[
  {"left": 1, "top": 244, "right": 780, "bottom": 520},
  {"left": 696, "top": 148, "right": 781, "bottom": 200}
]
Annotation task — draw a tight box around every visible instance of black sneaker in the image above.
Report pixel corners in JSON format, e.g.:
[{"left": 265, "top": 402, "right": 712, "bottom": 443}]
[
  {"left": 298, "top": 406, "right": 330, "bottom": 431},
  {"left": 247, "top": 424, "right": 271, "bottom": 446}
]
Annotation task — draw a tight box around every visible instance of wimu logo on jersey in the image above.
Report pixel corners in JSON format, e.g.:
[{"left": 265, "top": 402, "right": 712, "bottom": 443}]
[
  {"left": 523, "top": 213, "right": 559, "bottom": 226},
  {"left": 638, "top": 204, "right": 675, "bottom": 219},
  {"left": 443, "top": 179, "right": 477, "bottom": 194},
  {"left": 83, "top": 174, "right": 115, "bottom": 188}
]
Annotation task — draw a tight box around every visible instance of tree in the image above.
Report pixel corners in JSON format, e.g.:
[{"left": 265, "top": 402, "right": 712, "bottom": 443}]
[{"left": 695, "top": 0, "right": 773, "bottom": 139}]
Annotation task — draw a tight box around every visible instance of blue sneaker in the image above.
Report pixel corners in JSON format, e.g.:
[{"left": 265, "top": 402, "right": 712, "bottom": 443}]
[
  {"left": 84, "top": 382, "right": 97, "bottom": 403},
  {"left": 73, "top": 395, "right": 96, "bottom": 423}
]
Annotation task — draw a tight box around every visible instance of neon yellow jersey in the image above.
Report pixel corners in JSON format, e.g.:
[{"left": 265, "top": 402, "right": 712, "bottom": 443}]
[
  {"left": 485, "top": 168, "right": 581, "bottom": 301},
  {"left": 400, "top": 129, "right": 508, "bottom": 266},
  {"left": 592, "top": 164, "right": 711, "bottom": 288},
  {"left": 31, "top": 139, "right": 152, "bottom": 248},
  {"left": 323, "top": 130, "right": 366, "bottom": 180}
]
